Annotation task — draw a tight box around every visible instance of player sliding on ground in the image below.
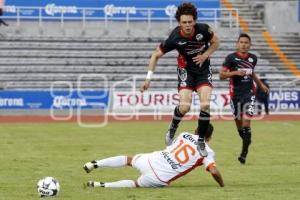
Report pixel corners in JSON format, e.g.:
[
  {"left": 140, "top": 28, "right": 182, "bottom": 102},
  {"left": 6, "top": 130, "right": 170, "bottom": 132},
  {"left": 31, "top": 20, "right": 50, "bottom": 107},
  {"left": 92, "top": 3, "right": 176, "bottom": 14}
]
[{"left": 83, "top": 124, "right": 224, "bottom": 188}]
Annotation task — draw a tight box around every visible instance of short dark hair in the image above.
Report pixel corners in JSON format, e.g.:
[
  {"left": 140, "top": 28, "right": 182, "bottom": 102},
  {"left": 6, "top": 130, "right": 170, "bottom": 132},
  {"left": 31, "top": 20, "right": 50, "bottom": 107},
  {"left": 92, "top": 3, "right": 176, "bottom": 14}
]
[
  {"left": 238, "top": 33, "right": 251, "bottom": 43},
  {"left": 175, "top": 2, "right": 197, "bottom": 22},
  {"left": 195, "top": 123, "right": 214, "bottom": 139}
]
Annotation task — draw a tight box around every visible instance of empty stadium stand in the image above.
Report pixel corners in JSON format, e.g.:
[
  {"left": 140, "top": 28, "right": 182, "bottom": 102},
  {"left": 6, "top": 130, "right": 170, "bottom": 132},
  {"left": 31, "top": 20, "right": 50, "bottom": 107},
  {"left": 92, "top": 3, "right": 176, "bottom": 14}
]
[
  {"left": 222, "top": 0, "right": 300, "bottom": 75},
  {"left": 0, "top": 34, "right": 297, "bottom": 91},
  {"left": 0, "top": 0, "right": 299, "bottom": 91}
]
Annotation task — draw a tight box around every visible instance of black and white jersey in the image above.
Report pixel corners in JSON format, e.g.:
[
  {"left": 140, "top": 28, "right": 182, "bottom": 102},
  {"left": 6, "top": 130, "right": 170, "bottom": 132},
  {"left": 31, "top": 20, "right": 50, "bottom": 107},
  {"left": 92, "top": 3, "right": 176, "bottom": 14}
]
[
  {"left": 159, "top": 23, "right": 214, "bottom": 75},
  {"left": 222, "top": 52, "right": 257, "bottom": 97}
]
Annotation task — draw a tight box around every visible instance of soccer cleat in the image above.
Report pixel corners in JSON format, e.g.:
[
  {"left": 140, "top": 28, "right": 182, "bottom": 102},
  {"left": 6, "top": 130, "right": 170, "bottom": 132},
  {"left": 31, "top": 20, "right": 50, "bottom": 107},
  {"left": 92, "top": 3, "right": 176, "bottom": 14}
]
[
  {"left": 87, "top": 181, "right": 105, "bottom": 188},
  {"left": 197, "top": 141, "right": 208, "bottom": 157},
  {"left": 83, "top": 160, "right": 98, "bottom": 173},
  {"left": 87, "top": 181, "right": 94, "bottom": 187},
  {"left": 165, "top": 126, "right": 177, "bottom": 146},
  {"left": 238, "top": 156, "right": 246, "bottom": 164}
]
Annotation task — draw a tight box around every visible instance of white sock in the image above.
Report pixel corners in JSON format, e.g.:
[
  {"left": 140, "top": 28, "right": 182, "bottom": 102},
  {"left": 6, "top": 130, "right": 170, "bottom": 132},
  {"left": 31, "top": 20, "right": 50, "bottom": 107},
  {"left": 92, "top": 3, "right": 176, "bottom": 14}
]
[
  {"left": 104, "top": 180, "right": 136, "bottom": 188},
  {"left": 96, "top": 156, "right": 127, "bottom": 168}
]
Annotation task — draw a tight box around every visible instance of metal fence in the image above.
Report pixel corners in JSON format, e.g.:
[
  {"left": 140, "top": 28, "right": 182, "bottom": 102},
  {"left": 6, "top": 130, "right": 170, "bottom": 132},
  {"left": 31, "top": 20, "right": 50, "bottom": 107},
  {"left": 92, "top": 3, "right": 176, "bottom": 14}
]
[{"left": 2, "top": 6, "right": 240, "bottom": 33}]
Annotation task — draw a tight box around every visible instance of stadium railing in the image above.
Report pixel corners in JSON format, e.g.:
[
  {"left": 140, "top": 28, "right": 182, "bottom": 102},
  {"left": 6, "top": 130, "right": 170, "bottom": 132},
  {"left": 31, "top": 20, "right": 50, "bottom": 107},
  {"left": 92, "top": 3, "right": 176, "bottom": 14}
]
[{"left": 2, "top": 6, "right": 240, "bottom": 34}]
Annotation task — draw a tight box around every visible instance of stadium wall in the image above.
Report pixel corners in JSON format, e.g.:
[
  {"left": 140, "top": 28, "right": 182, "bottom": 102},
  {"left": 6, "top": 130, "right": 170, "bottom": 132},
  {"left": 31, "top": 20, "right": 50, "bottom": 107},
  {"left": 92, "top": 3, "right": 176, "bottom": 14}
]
[
  {"left": 264, "top": 1, "right": 300, "bottom": 33},
  {"left": 5, "top": 0, "right": 220, "bottom": 8},
  {"left": 1, "top": 89, "right": 299, "bottom": 115},
  {"left": 4, "top": 0, "right": 220, "bottom": 21}
]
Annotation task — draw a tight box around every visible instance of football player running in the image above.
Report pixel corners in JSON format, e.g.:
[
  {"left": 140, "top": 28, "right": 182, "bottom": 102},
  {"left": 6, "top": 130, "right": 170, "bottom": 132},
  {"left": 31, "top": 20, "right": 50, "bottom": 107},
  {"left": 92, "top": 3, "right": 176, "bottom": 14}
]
[{"left": 219, "top": 33, "right": 269, "bottom": 164}]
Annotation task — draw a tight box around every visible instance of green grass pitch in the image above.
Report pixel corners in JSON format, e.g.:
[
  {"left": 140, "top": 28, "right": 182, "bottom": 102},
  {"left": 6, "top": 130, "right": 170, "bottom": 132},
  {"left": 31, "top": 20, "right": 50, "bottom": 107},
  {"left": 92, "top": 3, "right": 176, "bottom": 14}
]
[{"left": 1, "top": 120, "right": 300, "bottom": 200}]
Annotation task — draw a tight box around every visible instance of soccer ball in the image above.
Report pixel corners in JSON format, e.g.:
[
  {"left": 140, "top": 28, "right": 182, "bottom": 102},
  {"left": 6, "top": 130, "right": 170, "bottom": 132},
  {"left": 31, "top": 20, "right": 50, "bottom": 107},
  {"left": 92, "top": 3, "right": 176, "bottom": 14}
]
[{"left": 37, "top": 177, "right": 60, "bottom": 197}]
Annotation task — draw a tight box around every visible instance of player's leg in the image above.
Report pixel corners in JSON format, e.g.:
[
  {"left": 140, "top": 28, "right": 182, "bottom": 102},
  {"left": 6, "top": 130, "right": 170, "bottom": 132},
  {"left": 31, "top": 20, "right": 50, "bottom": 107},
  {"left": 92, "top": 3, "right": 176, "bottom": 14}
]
[
  {"left": 85, "top": 156, "right": 138, "bottom": 188},
  {"left": 165, "top": 88, "right": 192, "bottom": 145},
  {"left": 135, "top": 174, "right": 168, "bottom": 188},
  {"left": 196, "top": 85, "right": 212, "bottom": 157},
  {"left": 87, "top": 180, "right": 137, "bottom": 188},
  {"left": 235, "top": 118, "right": 244, "bottom": 139},
  {"left": 238, "top": 118, "right": 251, "bottom": 164},
  {"left": 231, "top": 98, "right": 243, "bottom": 139},
  {"left": 89, "top": 154, "right": 167, "bottom": 188},
  {"left": 131, "top": 154, "right": 167, "bottom": 188},
  {"left": 83, "top": 155, "right": 131, "bottom": 173},
  {"left": 264, "top": 99, "right": 269, "bottom": 115},
  {"left": 231, "top": 98, "right": 249, "bottom": 164},
  {"left": 256, "top": 100, "right": 262, "bottom": 115},
  {"left": 238, "top": 95, "right": 255, "bottom": 164}
]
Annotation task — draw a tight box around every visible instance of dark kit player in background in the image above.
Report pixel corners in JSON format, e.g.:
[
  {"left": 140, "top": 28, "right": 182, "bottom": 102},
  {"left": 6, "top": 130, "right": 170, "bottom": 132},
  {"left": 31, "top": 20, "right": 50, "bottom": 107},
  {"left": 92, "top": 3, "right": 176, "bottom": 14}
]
[
  {"left": 219, "top": 33, "right": 269, "bottom": 164},
  {"left": 0, "top": 0, "right": 8, "bottom": 26},
  {"left": 140, "top": 2, "right": 219, "bottom": 157},
  {"left": 256, "top": 77, "right": 270, "bottom": 115}
]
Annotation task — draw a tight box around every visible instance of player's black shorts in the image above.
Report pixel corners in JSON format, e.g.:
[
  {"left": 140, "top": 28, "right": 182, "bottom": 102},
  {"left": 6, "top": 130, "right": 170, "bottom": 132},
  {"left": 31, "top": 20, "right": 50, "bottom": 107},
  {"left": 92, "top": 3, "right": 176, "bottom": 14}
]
[
  {"left": 177, "top": 67, "right": 213, "bottom": 91},
  {"left": 230, "top": 94, "right": 256, "bottom": 119}
]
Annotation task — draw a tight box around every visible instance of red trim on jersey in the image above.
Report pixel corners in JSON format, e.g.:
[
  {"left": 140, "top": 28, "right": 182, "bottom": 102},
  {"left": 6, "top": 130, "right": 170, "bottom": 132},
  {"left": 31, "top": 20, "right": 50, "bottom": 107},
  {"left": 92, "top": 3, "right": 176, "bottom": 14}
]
[
  {"left": 178, "top": 86, "right": 194, "bottom": 92},
  {"left": 179, "top": 28, "right": 195, "bottom": 40},
  {"left": 177, "top": 54, "right": 187, "bottom": 68},
  {"left": 195, "top": 83, "right": 213, "bottom": 91},
  {"left": 252, "top": 82, "right": 256, "bottom": 94},
  {"left": 159, "top": 45, "right": 166, "bottom": 54},
  {"left": 179, "top": 84, "right": 213, "bottom": 93},
  {"left": 236, "top": 51, "right": 249, "bottom": 60},
  {"left": 244, "top": 112, "right": 253, "bottom": 118},
  {"left": 148, "top": 158, "right": 169, "bottom": 184},
  {"left": 239, "top": 112, "right": 243, "bottom": 119},
  {"left": 233, "top": 113, "right": 242, "bottom": 120},
  {"left": 167, "top": 158, "right": 204, "bottom": 184},
  {"left": 222, "top": 65, "right": 230, "bottom": 71},
  {"left": 229, "top": 78, "right": 234, "bottom": 98}
]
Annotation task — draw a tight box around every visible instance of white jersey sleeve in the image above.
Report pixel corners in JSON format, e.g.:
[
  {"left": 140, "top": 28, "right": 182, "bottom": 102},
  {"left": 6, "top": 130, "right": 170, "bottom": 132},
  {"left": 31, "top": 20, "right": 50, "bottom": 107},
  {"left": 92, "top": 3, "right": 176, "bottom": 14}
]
[{"left": 202, "top": 145, "right": 216, "bottom": 171}]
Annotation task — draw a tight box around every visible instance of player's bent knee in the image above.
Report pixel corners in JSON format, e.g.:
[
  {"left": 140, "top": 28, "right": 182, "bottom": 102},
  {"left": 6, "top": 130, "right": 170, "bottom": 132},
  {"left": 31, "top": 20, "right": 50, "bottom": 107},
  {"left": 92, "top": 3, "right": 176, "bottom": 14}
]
[
  {"left": 200, "top": 104, "right": 210, "bottom": 112},
  {"left": 127, "top": 156, "right": 133, "bottom": 166},
  {"left": 179, "top": 105, "right": 190, "bottom": 114},
  {"left": 134, "top": 180, "right": 140, "bottom": 187}
]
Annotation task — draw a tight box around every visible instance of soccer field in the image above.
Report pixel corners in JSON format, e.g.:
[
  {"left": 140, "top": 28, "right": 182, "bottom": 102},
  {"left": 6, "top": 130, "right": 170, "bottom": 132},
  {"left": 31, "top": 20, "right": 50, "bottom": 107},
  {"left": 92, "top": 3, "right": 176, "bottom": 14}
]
[{"left": 1, "top": 120, "right": 299, "bottom": 200}]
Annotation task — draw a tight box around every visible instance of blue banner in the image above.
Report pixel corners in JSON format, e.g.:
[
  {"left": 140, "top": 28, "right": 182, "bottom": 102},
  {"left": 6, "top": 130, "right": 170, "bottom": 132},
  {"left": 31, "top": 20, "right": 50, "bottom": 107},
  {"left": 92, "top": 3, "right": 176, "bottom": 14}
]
[
  {"left": 4, "top": 0, "right": 220, "bottom": 20},
  {"left": 268, "top": 90, "right": 300, "bottom": 110},
  {"left": 5, "top": 0, "right": 220, "bottom": 8},
  {"left": 0, "top": 90, "right": 109, "bottom": 109}
]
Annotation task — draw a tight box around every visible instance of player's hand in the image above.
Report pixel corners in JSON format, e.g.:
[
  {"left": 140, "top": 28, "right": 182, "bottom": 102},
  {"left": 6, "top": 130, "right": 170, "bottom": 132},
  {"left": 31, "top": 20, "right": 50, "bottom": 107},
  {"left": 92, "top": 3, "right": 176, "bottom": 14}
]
[
  {"left": 235, "top": 70, "right": 246, "bottom": 77},
  {"left": 260, "top": 84, "right": 269, "bottom": 94},
  {"left": 140, "top": 79, "right": 150, "bottom": 92},
  {"left": 192, "top": 53, "right": 208, "bottom": 66}
]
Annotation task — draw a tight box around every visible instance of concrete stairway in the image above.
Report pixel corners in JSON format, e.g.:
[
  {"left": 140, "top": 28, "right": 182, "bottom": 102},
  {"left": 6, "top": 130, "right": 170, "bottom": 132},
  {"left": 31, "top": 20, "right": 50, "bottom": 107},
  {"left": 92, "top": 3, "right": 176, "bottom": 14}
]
[{"left": 220, "top": 0, "right": 300, "bottom": 78}]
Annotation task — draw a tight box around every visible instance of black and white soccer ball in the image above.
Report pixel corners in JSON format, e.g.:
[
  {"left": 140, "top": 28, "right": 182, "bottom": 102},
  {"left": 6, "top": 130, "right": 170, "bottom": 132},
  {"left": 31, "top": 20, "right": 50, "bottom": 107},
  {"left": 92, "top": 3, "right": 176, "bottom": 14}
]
[{"left": 37, "top": 177, "right": 60, "bottom": 198}]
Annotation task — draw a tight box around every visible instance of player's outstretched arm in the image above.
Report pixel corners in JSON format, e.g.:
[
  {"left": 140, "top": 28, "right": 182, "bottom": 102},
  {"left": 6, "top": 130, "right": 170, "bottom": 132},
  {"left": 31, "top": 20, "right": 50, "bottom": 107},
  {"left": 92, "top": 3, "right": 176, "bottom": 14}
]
[
  {"left": 140, "top": 47, "right": 164, "bottom": 92},
  {"left": 205, "top": 34, "right": 220, "bottom": 58},
  {"left": 208, "top": 166, "right": 224, "bottom": 187}
]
